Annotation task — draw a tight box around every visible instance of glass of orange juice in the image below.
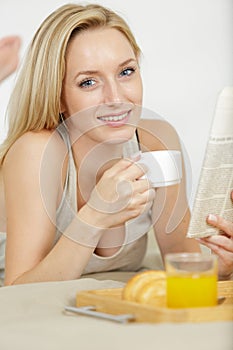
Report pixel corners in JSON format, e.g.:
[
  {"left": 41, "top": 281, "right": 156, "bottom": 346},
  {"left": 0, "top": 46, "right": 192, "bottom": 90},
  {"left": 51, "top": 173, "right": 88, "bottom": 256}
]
[{"left": 165, "top": 253, "right": 218, "bottom": 308}]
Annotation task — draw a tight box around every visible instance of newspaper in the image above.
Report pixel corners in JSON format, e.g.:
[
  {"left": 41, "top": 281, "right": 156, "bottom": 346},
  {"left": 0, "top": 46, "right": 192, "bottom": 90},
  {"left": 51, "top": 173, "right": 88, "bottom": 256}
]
[{"left": 187, "top": 87, "right": 233, "bottom": 238}]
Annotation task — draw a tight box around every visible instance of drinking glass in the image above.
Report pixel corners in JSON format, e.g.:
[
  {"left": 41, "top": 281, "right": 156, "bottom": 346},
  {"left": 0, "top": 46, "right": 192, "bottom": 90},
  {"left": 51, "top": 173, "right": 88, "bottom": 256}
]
[{"left": 165, "top": 253, "right": 218, "bottom": 308}]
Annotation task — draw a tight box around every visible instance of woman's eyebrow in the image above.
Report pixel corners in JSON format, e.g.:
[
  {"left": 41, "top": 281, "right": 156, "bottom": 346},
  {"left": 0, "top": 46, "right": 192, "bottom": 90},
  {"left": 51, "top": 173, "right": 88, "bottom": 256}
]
[
  {"left": 75, "top": 70, "right": 99, "bottom": 79},
  {"left": 118, "top": 58, "right": 137, "bottom": 68},
  {"left": 74, "top": 58, "right": 137, "bottom": 79}
]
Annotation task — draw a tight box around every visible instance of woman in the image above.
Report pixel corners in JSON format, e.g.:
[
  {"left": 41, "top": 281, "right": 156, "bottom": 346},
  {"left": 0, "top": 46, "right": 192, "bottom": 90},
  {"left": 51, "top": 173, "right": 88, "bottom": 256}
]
[{"left": 0, "top": 3, "right": 201, "bottom": 285}]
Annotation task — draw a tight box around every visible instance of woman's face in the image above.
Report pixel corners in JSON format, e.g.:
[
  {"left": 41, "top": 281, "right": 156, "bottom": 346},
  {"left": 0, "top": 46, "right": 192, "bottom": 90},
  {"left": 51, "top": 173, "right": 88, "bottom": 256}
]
[{"left": 61, "top": 27, "right": 143, "bottom": 144}]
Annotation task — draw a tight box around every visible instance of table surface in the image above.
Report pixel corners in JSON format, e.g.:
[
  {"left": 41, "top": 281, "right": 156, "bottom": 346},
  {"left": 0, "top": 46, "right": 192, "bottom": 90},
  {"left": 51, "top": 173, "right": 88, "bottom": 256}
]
[{"left": 0, "top": 275, "right": 232, "bottom": 350}]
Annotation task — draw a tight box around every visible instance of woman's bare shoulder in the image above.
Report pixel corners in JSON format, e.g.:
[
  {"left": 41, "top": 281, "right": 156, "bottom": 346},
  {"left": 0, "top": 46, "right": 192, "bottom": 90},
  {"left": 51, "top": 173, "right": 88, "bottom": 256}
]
[
  {"left": 138, "top": 118, "right": 180, "bottom": 151},
  {"left": 4, "top": 129, "right": 66, "bottom": 165},
  {"left": 3, "top": 129, "right": 68, "bottom": 197},
  {"left": 3, "top": 129, "right": 68, "bottom": 208}
]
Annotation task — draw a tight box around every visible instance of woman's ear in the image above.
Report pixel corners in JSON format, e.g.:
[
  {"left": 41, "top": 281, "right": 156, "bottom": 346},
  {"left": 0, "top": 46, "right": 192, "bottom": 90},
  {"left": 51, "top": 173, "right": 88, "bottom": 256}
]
[
  {"left": 59, "top": 105, "right": 65, "bottom": 115},
  {"left": 59, "top": 92, "right": 67, "bottom": 115}
]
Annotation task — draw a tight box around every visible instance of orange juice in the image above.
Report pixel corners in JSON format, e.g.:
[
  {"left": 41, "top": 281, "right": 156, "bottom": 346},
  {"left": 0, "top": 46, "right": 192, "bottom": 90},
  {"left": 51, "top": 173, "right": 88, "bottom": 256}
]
[{"left": 167, "top": 273, "right": 217, "bottom": 308}]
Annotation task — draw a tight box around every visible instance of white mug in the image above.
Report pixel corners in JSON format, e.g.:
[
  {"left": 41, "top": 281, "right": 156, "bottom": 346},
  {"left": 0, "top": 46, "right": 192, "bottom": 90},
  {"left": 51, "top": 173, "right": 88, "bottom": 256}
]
[{"left": 137, "top": 150, "right": 182, "bottom": 187}]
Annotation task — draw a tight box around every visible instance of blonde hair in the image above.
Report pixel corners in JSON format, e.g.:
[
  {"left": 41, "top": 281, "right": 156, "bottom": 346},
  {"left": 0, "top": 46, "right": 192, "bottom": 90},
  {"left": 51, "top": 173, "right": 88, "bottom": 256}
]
[{"left": 0, "top": 3, "right": 141, "bottom": 165}]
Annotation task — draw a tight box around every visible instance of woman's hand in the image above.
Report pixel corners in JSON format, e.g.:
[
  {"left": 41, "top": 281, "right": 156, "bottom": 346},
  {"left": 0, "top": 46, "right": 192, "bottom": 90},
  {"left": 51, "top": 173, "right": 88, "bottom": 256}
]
[
  {"left": 80, "top": 158, "right": 155, "bottom": 228},
  {"left": 198, "top": 192, "right": 233, "bottom": 280}
]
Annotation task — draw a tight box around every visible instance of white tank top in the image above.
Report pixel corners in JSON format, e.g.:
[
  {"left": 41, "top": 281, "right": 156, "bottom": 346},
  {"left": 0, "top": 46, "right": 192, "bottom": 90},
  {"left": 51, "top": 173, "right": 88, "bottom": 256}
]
[{"left": 56, "top": 124, "right": 153, "bottom": 274}]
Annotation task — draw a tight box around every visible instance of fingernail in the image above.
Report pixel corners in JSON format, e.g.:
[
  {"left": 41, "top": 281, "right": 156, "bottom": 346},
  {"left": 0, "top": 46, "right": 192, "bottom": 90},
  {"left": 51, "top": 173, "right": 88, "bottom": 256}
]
[
  {"left": 207, "top": 214, "right": 217, "bottom": 223},
  {"left": 130, "top": 151, "right": 141, "bottom": 161}
]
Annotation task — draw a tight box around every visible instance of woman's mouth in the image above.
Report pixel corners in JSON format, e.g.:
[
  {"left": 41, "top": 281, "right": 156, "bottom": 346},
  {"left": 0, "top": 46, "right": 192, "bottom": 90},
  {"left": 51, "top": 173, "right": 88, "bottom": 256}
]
[{"left": 97, "top": 111, "right": 130, "bottom": 127}]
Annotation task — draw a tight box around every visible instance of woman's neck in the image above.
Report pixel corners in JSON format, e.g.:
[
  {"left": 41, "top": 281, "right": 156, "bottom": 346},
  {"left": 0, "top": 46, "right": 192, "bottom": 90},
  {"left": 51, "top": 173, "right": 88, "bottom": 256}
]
[{"left": 72, "top": 133, "right": 127, "bottom": 181}]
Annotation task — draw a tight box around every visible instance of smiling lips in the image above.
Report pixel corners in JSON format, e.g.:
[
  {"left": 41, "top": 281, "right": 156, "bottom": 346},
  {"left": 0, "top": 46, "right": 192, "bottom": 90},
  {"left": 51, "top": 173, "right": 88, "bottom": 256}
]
[{"left": 97, "top": 111, "right": 130, "bottom": 127}]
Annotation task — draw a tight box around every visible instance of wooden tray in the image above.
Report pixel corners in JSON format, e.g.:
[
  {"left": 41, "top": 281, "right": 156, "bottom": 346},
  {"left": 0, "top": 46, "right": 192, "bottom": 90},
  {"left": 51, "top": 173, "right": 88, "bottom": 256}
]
[{"left": 76, "top": 281, "right": 233, "bottom": 323}]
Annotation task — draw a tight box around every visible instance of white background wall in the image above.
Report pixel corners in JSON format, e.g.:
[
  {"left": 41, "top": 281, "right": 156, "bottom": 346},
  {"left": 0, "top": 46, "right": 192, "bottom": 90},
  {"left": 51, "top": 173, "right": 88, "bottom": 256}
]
[{"left": 0, "top": 0, "right": 232, "bottom": 204}]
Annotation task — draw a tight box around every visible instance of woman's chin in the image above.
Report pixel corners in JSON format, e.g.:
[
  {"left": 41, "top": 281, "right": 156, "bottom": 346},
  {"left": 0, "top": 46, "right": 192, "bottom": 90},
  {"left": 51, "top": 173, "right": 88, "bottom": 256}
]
[{"left": 99, "top": 125, "right": 136, "bottom": 144}]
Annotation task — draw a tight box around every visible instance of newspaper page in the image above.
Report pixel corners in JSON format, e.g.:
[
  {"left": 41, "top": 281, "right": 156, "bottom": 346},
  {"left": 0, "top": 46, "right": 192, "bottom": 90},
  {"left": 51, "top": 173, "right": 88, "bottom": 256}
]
[{"left": 187, "top": 87, "right": 233, "bottom": 238}]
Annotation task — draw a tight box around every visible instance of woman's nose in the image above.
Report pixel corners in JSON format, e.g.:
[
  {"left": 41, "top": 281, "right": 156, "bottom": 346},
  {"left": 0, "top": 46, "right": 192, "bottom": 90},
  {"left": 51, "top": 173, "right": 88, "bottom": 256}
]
[{"left": 103, "top": 80, "right": 124, "bottom": 104}]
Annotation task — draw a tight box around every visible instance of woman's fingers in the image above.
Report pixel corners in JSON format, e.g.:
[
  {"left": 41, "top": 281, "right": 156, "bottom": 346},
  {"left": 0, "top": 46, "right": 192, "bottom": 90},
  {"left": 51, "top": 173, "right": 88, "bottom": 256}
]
[
  {"left": 199, "top": 234, "right": 233, "bottom": 252},
  {"left": 199, "top": 239, "right": 232, "bottom": 260},
  {"left": 130, "top": 187, "right": 156, "bottom": 206},
  {"left": 106, "top": 158, "right": 148, "bottom": 182},
  {"left": 198, "top": 239, "right": 233, "bottom": 279},
  {"left": 120, "top": 162, "right": 148, "bottom": 182},
  {"left": 206, "top": 214, "right": 233, "bottom": 238}
]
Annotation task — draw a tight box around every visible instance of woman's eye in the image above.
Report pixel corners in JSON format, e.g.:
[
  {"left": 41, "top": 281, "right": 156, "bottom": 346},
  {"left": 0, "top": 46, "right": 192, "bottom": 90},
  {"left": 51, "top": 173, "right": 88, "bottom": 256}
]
[
  {"left": 79, "top": 79, "right": 96, "bottom": 88},
  {"left": 120, "top": 67, "right": 135, "bottom": 77}
]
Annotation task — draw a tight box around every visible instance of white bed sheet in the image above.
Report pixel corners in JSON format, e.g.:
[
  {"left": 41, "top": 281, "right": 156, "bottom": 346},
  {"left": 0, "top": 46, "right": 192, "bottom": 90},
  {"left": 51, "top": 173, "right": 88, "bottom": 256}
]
[{"left": 0, "top": 277, "right": 232, "bottom": 350}]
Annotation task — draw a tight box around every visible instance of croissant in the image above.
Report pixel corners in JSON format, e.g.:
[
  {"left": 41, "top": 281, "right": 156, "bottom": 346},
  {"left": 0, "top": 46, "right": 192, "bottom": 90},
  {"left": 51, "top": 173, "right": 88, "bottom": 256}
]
[{"left": 122, "top": 270, "right": 166, "bottom": 307}]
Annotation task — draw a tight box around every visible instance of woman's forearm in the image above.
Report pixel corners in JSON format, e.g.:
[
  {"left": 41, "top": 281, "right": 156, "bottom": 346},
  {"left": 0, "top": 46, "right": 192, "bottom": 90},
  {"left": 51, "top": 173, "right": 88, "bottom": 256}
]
[{"left": 5, "top": 235, "right": 95, "bottom": 285}]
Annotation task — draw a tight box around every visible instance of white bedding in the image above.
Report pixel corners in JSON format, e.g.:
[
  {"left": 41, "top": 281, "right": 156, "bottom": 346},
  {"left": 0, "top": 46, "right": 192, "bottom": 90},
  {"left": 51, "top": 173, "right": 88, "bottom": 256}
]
[{"left": 0, "top": 277, "right": 232, "bottom": 350}]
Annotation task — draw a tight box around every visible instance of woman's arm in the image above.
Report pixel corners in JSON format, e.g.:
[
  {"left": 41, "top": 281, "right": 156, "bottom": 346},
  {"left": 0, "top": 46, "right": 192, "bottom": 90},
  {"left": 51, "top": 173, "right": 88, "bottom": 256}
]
[
  {"left": 151, "top": 183, "right": 200, "bottom": 257},
  {"left": 138, "top": 119, "right": 200, "bottom": 259},
  {"left": 3, "top": 130, "right": 95, "bottom": 284}
]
